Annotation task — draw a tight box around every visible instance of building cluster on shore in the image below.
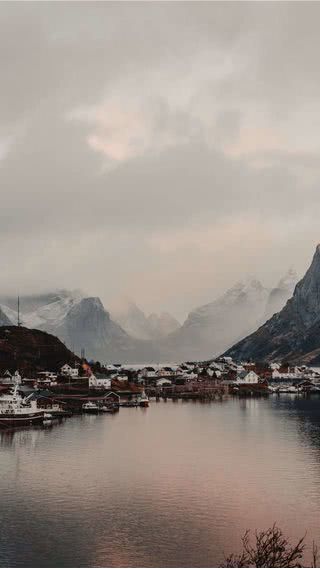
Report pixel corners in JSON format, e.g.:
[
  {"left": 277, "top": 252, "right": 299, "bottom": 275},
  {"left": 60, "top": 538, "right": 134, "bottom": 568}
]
[{"left": 2, "top": 354, "right": 320, "bottom": 414}]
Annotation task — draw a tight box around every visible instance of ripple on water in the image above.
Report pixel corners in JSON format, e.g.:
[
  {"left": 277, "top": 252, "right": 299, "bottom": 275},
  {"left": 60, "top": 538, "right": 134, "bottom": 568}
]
[{"left": 1, "top": 397, "right": 320, "bottom": 567}]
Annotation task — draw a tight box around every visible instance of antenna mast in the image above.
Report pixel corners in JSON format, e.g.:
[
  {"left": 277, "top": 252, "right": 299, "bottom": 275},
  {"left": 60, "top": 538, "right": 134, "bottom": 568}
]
[{"left": 17, "top": 296, "right": 21, "bottom": 327}]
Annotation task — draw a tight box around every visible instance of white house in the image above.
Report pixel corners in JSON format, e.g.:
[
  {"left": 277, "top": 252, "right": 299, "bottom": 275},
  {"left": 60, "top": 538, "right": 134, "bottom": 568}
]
[
  {"left": 61, "top": 364, "right": 79, "bottom": 378},
  {"left": 236, "top": 370, "right": 259, "bottom": 384},
  {"left": 140, "top": 367, "right": 156, "bottom": 378},
  {"left": 36, "top": 371, "right": 57, "bottom": 385},
  {"left": 89, "top": 374, "right": 111, "bottom": 389},
  {"left": 0, "top": 370, "right": 23, "bottom": 385},
  {"left": 37, "top": 371, "right": 57, "bottom": 381},
  {"left": 272, "top": 366, "right": 302, "bottom": 380}
]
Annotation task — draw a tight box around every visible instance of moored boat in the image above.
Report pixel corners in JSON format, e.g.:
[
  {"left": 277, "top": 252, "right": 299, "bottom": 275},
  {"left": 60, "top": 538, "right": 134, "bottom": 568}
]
[
  {"left": 0, "top": 386, "right": 48, "bottom": 428},
  {"left": 82, "top": 401, "right": 100, "bottom": 414},
  {"left": 120, "top": 400, "right": 139, "bottom": 408},
  {"left": 139, "top": 391, "right": 149, "bottom": 407}
]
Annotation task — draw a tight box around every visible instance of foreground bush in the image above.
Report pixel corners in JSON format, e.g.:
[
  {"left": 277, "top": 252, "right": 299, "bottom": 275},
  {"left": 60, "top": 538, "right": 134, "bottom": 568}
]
[{"left": 224, "top": 524, "right": 319, "bottom": 568}]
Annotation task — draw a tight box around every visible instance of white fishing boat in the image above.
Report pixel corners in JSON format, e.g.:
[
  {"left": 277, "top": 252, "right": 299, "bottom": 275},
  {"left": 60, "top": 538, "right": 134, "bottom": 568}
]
[
  {"left": 82, "top": 401, "right": 100, "bottom": 414},
  {"left": 0, "top": 385, "right": 48, "bottom": 428},
  {"left": 139, "top": 391, "right": 149, "bottom": 408}
]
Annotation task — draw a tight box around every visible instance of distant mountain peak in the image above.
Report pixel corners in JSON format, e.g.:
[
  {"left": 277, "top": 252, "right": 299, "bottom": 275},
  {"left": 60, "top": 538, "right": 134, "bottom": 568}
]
[{"left": 110, "top": 297, "right": 179, "bottom": 340}]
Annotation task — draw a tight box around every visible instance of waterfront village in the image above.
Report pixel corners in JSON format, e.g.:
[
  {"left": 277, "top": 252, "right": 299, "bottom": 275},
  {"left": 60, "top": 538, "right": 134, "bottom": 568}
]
[{"left": 0, "top": 356, "right": 320, "bottom": 428}]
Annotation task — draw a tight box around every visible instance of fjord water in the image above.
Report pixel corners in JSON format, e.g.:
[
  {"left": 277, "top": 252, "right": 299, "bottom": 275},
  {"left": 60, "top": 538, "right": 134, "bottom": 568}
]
[{"left": 1, "top": 397, "right": 320, "bottom": 567}]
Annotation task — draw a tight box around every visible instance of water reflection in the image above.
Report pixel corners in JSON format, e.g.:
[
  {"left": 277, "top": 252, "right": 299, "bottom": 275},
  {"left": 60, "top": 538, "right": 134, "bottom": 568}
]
[{"left": 0, "top": 398, "right": 320, "bottom": 567}]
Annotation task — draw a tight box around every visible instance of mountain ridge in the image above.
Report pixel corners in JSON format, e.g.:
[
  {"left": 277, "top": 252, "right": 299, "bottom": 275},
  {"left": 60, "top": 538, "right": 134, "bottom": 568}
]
[{"left": 223, "top": 245, "right": 320, "bottom": 364}]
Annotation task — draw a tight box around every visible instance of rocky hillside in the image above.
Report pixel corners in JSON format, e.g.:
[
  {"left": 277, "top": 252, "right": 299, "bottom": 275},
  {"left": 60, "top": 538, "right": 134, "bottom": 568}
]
[
  {"left": 54, "top": 296, "right": 143, "bottom": 362},
  {"left": 223, "top": 245, "right": 320, "bottom": 364},
  {"left": 0, "top": 326, "right": 79, "bottom": 374}
]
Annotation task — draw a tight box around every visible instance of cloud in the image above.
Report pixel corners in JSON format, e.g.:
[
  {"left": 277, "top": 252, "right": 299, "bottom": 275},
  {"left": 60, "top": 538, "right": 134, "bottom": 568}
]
[{"left": 1, "top": 2, "right": 320, "bottom": 318}]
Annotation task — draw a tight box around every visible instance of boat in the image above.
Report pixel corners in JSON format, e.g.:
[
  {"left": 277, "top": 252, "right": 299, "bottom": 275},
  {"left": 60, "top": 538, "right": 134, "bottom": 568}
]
[
  {"left": 139, "top": 391, "right": 149, "bottom": 408},
  {"left": 0, "top": 385, "right": 49, "bottom": 428},
  {"left": 82, "top": 401, "right": 100, "bottom": 414},
  {"left": 276, "top": 384, "right": 298, "bottom": 394},
  {"left": 100, "top": 405, "right": 118, "bottom": 413},
  {"left": 120, "top": 400, "right": 139, "bottom": 408}
]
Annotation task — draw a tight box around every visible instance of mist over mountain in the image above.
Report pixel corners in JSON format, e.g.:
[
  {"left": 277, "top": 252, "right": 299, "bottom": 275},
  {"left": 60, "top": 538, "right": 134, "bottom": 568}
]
[
  {"left": 147, "top": 312, "right": 180, "bottom": 338},
  {"left": 0, "top": 291, "right": 160, "bottom": 363},
  {"left": 110, "top": 298, "right": 179, "bottom": 341},
  {"left": 224, "top": 246, "right": 320, "bottom": 364},
  {"left": 264, "top": 268, "right": 297, "bottom": 321},
  {"left": 158, "top": 279, "right": 270, "bottom": 361},
  {"left": 0, "top": 268, "right": 297, "bottom": 363}
]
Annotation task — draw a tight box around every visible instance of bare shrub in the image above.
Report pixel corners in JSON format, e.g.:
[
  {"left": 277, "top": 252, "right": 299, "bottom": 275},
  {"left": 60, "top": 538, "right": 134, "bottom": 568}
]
[{"left": 224, "top": 524, "right": 306, "bottom": 567}]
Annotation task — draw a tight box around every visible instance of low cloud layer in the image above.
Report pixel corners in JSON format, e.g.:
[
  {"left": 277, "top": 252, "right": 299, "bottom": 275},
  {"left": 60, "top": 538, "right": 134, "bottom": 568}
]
[{"left": 1, "top": 2, "right": 320, "bottom": 319}]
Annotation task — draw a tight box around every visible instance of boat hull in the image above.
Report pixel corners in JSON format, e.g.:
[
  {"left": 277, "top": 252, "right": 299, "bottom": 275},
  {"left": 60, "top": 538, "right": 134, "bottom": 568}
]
[{"left": 0, "top": 412, "right": 45, "bottom": 428}]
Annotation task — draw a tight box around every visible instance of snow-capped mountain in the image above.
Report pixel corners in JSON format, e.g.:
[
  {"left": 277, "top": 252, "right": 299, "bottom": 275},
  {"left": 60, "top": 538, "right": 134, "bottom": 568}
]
[
  {"left": 110, "top": 298, "right": 179, "bottom": 340},
  {"left": 159, "top": 279, "right": 270, "bottom": 361},
  {"left": 0, "top": 268, "right": 299, "bottom": 364},
  {"left": 0, "top": 290, "right": 84, "bottom": 329},
  {"left": 53, "top": 296, "right": 133, "bottom": 361},
  {"left": 0, "top": 307, "right": 12, "bottom": 326},
  {"left": 224, "top": 245, "right": 320, "bottom": 364},
  {"left": 0, "top": 290, "right": 160, "bottom": 363},
  {"left": 264, "top": 268, "right": 297, "bottom": 320}
]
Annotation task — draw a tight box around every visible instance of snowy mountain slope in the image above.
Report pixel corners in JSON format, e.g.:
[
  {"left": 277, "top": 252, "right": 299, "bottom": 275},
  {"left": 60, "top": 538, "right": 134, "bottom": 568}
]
[
  {"left": 224, "top": 245, "right": 320, "bottom": 364},
  {"left": 23, "top": 290, "right": 84, "bottom": 330},
  {"left": 264, "top": 268, "right": 297, "bottom": 320},
  {"left": 0, "top": 291, "right": 160, "bottom": 363},
  {"left": 0, "top": 304, "right": 18, "bottom": 325},
  {"left": 0, "top": 307, "right": 12, "bottom": 326},
  {"left": 159, "top": 279, "right": 270, "bottom": 361}
]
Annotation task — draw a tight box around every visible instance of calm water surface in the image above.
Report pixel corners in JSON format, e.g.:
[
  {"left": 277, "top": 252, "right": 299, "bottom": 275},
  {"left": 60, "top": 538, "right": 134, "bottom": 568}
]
[{"left": 1, "top": 396, "right": 320, "bottom": 567}]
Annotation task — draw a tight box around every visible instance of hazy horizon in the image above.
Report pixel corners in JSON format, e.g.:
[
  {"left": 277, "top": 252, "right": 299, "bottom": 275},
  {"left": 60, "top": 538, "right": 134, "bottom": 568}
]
[{"left": 1, "top": 2, "right": 320, "bottom": 320}]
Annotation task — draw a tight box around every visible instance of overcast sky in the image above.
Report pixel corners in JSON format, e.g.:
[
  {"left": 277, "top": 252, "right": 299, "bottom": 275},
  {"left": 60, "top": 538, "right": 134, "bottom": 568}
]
[{"left": 1, "top": 1, "right": 320, "bottom": 320}]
